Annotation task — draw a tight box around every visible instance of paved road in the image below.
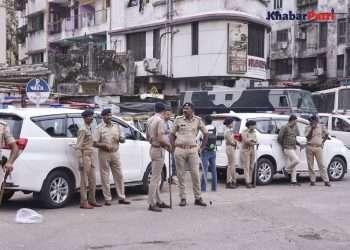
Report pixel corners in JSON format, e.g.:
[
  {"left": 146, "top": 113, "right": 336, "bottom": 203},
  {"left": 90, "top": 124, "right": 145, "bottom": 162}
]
[{"left": 1, "top": 175, "right": 350, "bottom": 250}]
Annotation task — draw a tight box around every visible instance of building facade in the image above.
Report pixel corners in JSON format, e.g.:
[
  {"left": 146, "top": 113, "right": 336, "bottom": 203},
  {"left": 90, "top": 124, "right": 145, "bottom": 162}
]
[
  {"left": 269, "top": 0, "right": 350, "bottom": 91},
  {"left": 0, "top": 0, "right": 6, "bottom": 65}
]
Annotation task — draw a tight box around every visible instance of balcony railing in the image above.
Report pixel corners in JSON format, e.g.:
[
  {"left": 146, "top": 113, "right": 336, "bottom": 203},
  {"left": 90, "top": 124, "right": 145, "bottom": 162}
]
[{"left": 48, "top": 9, "right": 107, "bottom": 35}]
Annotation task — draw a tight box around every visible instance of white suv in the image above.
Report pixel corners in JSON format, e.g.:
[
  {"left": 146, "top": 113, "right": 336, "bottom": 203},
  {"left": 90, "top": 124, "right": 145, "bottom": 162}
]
[
  {"left": 0, "top": 108, "right": 167, "bottom": 208},
  {"left": 318, "top": 113, "right": 350, "bottom": 147},
  {"left": 212, "top": 112, "right": 350, "bottom": 185}
]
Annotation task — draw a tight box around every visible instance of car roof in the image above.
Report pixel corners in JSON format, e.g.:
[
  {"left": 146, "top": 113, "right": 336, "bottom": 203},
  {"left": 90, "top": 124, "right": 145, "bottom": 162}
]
[
  {"left": 211, "top": 112, "right": 309, "bottom": 122},
  {"left": 0, "top": 108, "right": 84, "bottom": 118}
]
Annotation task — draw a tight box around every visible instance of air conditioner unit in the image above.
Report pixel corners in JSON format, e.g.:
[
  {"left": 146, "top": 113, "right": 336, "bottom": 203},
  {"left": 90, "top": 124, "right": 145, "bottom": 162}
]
[
  {"left": 314, "top": 67, "right": 325, "bottom": 76},
  {"left": 143, "top": 58, "right": 161, "bottom": 73},
  {"left": 296, "top": 32, "right": 306, "bottom": 40},
  {"left": 279, "top": 41, "right": 288, "bottom": 49}
]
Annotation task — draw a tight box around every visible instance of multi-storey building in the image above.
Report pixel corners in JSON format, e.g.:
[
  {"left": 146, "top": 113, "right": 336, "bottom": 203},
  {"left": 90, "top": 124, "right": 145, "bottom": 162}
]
[
  {"left": 0, "top": 0, "right": 6, "bottom": 65},
  {"left": 15, "top": 0, "right": 271, "bottom": 95},
  {"left": 269, "top": 0, "right": 350, "bottom": 90}
]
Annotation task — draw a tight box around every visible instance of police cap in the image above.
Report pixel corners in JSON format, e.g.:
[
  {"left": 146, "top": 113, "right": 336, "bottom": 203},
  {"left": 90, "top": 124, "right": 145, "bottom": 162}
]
[
  {"left": 81, "top": 109, "right": 94, "bottom": 118},
  {"left": 223, "top": 117, "right": 234, "bottom": 126},
  {"left": 101, "top": 108, "right": 111, "bottom": 116},
  {"left": 182, "top": 102, "right": 193, "bottom": 108},
  {"left": 155, "top": 102, "right": 166, "bottom": 113},
  {"left": 246, "top": 120, "right": 256, "bottom": 128}
]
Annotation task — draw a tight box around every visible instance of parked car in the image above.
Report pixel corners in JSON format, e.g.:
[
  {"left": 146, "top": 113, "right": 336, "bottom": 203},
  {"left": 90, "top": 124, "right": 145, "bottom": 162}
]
[
  {"left": 318, "top": 113, "right": 350, "bottom": 147},
  {"left": 212, "top": 112, "right": 350, "bottom": 185},
  {"left": 0, "top": 108, "right": 167, "bottom": 208}
]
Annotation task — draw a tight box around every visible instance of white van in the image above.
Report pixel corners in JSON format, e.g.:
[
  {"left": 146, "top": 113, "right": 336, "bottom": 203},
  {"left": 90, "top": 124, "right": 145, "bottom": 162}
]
[{"left": 318, "top": 113, "right": 350, "bottom": 147}]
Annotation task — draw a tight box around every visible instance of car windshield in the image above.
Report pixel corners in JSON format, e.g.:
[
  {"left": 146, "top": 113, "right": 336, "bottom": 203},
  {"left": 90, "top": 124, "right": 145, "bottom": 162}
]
[
  {"left": 339, "top": 89, "right": 350, "bottom": 110},
  {"left": 289, "top": 90, "right": 317, "bottom": 112},
  {"left": 0, "top": 114, "right": 23, "bottom": 139}
]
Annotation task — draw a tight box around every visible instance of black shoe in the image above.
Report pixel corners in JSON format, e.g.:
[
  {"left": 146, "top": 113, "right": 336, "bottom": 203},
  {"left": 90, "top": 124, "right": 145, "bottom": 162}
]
[
  {"left": 118, "top": 199, "right": 131, "bottom": 205},
  {"left": 290, "top": 182, "right": 301, "bottom": 186},
  {"left": 105, "top": 200, "right": 112, "bottom": 206},
  {"left": 179, "top": 199, "right": 187, "bottom": 207},
  {"left": 148, "top": 205, "right": 162, "bottom": 212},
  {"left": 246, "top": 184, "right": 253, "bottom": 189},
  {"left": 325, "top": 182, "right": 331, "bottom": 187},
  {"left": 310, "top": 182, "right": 315, "bottom": 186},
  {"left": 157, "top": 202, "right": 171, "bottom": 209},
  {"left": 194, "top": 198, "right": 207, "bottom": 207}
]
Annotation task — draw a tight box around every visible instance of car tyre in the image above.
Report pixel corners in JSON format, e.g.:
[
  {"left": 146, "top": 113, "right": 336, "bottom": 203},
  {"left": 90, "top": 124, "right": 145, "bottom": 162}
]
[
  {"left": 141, "top": 163, "right": 165, "bottom": 194},
  {"left": 256, "top": 158, "right": 274, "bottom": 185},
  {"left": 39, "top": 170, "right": 73, "bottom": 209},
  {"left": 2, "top": 190, "right": 15, "bottom": 202},
  {"left": 328, "top": 157, "right": 346, "bottom": 181}
]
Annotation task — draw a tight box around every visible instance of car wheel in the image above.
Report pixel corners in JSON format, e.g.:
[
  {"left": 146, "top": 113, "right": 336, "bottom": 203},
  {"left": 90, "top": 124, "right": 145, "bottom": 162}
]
[
  {"left": 2, "top": 190, "right": 15, "bottom": 202},
  {"left": 256, "top": 158, "right": 274, "bottom": 185},
  {"left": 328, "top": 157, "right": 346, "bottom": 181},
  {"left": 141, "top": 164, "right": 165, "bottom": 194},
  {"left": 40, "top": 170, "right": 73, "bottom": 209}
]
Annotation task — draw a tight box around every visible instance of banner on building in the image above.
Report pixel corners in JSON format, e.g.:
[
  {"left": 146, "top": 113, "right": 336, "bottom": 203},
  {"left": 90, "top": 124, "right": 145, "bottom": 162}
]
[{"left": 227, "top": 22, "right": 248, "bottom": 74}]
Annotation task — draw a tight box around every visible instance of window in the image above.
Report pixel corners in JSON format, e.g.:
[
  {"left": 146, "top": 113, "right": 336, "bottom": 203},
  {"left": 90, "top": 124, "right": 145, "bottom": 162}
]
[
  {"left": 209, "top": 94, "right": 215, "bottom": 101},
  {"left": 299, "top": 57, "right": 316, "bottom": 73},
  {"left": 274, "top": 119, "right": 288, "bottom": 134},
  {"left": 192, "top": 22, "right": 199, "bottom": 55},
  {"left": 33, "top": 116, "right": 66, "bottom": 137},
  {"left": 0, "top": 114, "right": 23, "bottom": 139},
  {"left": 28, "top": 12, "right": 44, "bottom": 33},
  {"left": 319, "top": 116, "right": 329, "bottom": 128},
  {"left": 338, "top": 19, "right": 346, "bottom": 45},
  {"left": 248, "top": 24, "right": 265, "bottom": 58},
  {"left": 225, "top": 94, "right": 233, "bottom": 101},
  {"left": 127, "top": 0, "right": 138, "bottom": 7},
  {"left": 270, "top": 95, "right": 289, "bottom": 108},
  {"left": 277, "top": 29, "right": 288, "bottom": 42},
  {"left": 32, "top": 53, "right": 44, "bottom": 64},
  {"left": 274, "top": 59, "right": 292, "bottom": 75},
  {"left": 127, "top": 32, "right": 146, "bottom": 61},
  {"left": 339, "top": 89, "right": 350, "bottom": 110},
  {"left": 332, "top": 118, "right": 350, "bottom": 132},
  {"left": 153, "top": 29, "right": 160, "bottom": 59},
  {"left": 337, "top": 54, "right": 344, "bottom": 71},
  {"left": 255, "top": 120, "right": 276, "bottom": 134},
  {"left": 274, "top": 0, "right": 283, "bottom": 9},
  {"left": 319, "top": 23, "right": 327, "bottom": 48}
]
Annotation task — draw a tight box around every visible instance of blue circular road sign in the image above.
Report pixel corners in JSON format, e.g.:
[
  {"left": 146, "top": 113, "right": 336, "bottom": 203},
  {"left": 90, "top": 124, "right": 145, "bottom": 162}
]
[{"left": 26, "top": 79, "right": 50, "bottom": 105}]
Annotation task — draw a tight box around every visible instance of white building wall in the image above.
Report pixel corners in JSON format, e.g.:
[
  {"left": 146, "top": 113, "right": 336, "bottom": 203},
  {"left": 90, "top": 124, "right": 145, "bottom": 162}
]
[{"left": 0, "top": 0, "right": 5, "bottom": 65}]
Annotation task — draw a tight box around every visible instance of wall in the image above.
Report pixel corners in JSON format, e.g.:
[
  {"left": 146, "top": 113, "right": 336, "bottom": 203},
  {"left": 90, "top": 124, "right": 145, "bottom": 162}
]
[{"left": 0, "top": 0, "right": 5, "bottom": 65}]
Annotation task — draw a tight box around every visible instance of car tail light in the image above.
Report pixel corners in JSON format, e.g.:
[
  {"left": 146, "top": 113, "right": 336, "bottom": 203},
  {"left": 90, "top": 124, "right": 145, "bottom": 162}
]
[
  {"left": 3, "top": 138, "right": 28, "bottom": 151},
  {"left": 234, "top": 133, "right": 242, "bottom": 142}
]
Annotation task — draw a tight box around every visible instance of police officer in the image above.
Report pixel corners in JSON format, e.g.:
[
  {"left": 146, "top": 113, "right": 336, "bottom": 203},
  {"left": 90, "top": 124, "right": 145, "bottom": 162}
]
[
  {"left": 305, "top": 115, "right": 331, "bottom": 187},
  {"left": 146, "top": 102, "right": 171, "bottom": 212},
  {"left": 224, "top": 117, "right": 237, "bottom": 189},
  {"left": 75, "top": 110, "right": 101, "bottom": 209},
  {"left": 241, "top": 120, "right": 258, "bottom": 188},
  {"left": 170, "top": 102, "right": 208, "bottom": 207},
  {"left": 0, "top": 121, "right": 19, "bottom": 175},
  {"left": 94, "top": 108, "right": 130, "bottom": 206}
]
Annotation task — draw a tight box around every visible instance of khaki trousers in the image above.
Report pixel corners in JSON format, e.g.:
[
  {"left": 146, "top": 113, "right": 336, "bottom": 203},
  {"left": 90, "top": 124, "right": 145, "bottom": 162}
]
[
  {"left": 174, "top": 147, "right": 201, "bottom": 200},
  {"left": 241, "top": 148, "right": 255, "bottom": 184},
  {"left": 98, "top": 150, "right": 126, "bottom": 201},
  {"left": 80, "top": 152, "right": 96, "bottom": 204},
  {"left": 148, "top": 147, "right": 165, "bottom": 206},
  {"left": 226, "top": 146, "right": 237, "bottom": 184},
  {"left": 284, "top": 149, "right": 300, "bottom": 183},
  {"left": 306, "top": 145, "right": 329, "bottom": 183}
]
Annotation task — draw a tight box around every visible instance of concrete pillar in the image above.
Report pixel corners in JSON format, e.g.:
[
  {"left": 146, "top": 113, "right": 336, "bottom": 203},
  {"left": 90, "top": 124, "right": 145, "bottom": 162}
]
[{"left": 0, "top": 0, "right": 6, "bottom": 65}]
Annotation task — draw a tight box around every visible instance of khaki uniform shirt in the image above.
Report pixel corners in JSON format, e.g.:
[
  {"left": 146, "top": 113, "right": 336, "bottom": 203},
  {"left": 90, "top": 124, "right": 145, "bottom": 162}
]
[
  {"left": 305, "top": 124, "right": 328, "bottom": 146},
  {"left": 147, "top": 114, "right": 166, "bottom": 146},
  {"left": 241, "top": 129, "right": 257, "bottom": 149},
  {"left": 95, "top": 123, "right": 121, "bottom": 152},
  {"left": 172, "top": 115, "right": 208, "bottom": 146},
  {"left": 75, "top": 124, "right": 93, "bottom": 159},
  {"left": 224, "top": 128, "right": 236, "bottom": 147},
  {"left": 0, "top": 121, "right": 15, "bottom": 147},
  {"left": 278, "top": 124, "right": 299, "bottom": 150}
]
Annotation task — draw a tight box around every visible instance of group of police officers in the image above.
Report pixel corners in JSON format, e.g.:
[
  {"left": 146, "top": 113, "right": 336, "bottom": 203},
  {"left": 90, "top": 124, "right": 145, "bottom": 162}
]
[{"left": 0, "top": 102, "right": 331, "bottom": 211}]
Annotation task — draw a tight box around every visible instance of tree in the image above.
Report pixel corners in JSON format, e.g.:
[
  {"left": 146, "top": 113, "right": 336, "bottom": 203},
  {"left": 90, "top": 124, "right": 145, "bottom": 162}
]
[{"left": 5, "top": 0, "right": 18, "bottom": 65}]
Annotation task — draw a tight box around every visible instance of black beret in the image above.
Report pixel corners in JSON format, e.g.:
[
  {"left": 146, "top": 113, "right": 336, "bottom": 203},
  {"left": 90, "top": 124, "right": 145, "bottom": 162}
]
[
  {"left": 182, "top": 102, "right": 193, "bottom": 108},
  {"left": 101, "top": 108, "right": 111, "bottom": 116},
  {"left": 223, "top": 117, "right": 234, "bottom": 126},
  {"left": 81, "top": 109, "right": 94, "bottom": 118},
  {"left": 246, "top": 120, "right": 256, "bottom": 128},
  {"left": 155, "top": 102, "right": 166, "bottom": 113}
]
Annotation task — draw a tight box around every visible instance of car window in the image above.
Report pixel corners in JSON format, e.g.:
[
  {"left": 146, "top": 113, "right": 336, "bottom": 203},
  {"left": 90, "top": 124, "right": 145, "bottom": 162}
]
[
  {"left": 254, "top": 120, "right": 276, "bottom": 134},
  {"left": 332, "top": 117, "right": 350, "bottom": 132},
  {"left": 0, "top": 114, "right": 23, "bottom": 139},
  {"left": 112, "top": 120, "right": 135, "bottom": 140},
  {"left": 319, "top": 116, "right": 328, "bottom": 128},
  {"left": 274, "top": 119, "right": 288, "bottom": 134},
  {"left": 66, "top": 116, "right": 98, "bottom": 138},
  {"left": 212, "top": 117, "right": 241, "bottom": 137},
  {"left": 270, "top": 95, "right": 289, "bottom": 108},
  {"left": 33, "top": 116, "right": 66, "bottom": 137}
]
